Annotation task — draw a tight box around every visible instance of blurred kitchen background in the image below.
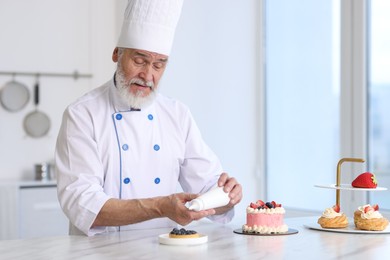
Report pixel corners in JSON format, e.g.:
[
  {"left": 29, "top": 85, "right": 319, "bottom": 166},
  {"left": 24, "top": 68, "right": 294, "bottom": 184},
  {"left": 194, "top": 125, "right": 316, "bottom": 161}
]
[{"left": 0, "top": 0, "right": 389, "bottom": 239}]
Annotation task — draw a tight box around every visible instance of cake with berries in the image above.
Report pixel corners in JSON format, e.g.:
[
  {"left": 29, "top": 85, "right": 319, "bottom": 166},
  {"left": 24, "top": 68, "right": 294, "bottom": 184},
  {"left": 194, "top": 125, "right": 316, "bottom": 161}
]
[
  {"left": 169, "top": 228, "right": 200, "bottom": 238},
  {"left": 352, "top": 172, "right": 378, "bottom": 188},
  {"left": 242, "top": 200, "right": 288, "bottom": 234},
  {"left": 317, "top": 205, "right": 348, "bottom": 229},
  {"left": 354, "top": 204, "right": 389, "bottom": 231}
]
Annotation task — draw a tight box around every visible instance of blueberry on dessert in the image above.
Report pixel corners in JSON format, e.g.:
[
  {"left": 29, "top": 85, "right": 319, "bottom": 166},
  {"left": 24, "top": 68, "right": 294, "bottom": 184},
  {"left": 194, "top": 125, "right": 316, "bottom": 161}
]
[{"left": 169, "top": 228, "right": 200, "bottom": 238}]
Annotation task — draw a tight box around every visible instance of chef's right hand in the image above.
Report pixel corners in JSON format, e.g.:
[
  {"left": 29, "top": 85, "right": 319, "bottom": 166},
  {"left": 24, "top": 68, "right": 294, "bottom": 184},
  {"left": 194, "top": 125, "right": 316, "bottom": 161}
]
[{"left": 160, "top": 193, "right": 215, "bottom": 226}]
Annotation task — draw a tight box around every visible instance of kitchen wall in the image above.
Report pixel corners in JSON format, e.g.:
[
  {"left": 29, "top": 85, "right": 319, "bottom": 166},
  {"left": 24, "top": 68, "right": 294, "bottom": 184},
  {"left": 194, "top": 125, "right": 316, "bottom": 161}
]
[
  {"left": 165, "top": 0, "right": 261, "bottom": 216},
  {"left": 0, "top": 0, "right": 119, "bottom": 180},
  {"left": 0, "top": 0, "right": 260, "bottom": 217}
]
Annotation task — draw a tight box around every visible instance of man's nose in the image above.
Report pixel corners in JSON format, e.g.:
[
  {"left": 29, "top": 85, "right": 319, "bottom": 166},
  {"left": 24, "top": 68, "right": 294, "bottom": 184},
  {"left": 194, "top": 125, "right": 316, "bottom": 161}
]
[{"left": 139, "top": 65, "right": 153, "bottom": 82}]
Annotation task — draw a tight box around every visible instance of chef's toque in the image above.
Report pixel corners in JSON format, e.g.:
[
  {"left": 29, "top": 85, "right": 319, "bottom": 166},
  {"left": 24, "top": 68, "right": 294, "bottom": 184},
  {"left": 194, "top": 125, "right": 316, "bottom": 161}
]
[{"left": 117, "top": 0, "right": 184, "bottom": 56}]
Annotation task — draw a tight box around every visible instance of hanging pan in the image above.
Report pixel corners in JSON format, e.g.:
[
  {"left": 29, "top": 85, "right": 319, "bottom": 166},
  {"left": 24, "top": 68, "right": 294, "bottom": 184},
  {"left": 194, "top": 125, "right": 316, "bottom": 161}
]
[
  {"left": 0, "top": 79, "right": 30, "bottom": 112},
  {"left": 23, "top": 80, "right": 51, "bottom": 138}
]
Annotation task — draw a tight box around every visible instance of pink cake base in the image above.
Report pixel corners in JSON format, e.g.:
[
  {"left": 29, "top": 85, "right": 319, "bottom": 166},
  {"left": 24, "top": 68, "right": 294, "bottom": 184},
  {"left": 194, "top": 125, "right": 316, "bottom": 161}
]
[{"left": 247, "top": 213, "right": 284, "bottom": 227}]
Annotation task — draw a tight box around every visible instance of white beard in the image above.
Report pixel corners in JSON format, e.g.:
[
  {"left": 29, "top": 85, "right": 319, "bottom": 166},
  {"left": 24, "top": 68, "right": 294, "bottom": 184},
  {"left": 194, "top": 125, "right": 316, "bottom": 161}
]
[{"left": 115, "top": 67, "right": 157, "bottom": 109}]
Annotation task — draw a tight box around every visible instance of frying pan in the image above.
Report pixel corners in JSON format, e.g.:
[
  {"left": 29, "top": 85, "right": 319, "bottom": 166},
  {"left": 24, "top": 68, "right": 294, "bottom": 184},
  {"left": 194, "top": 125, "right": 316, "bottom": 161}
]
[
  {"left": 0, "top": 80, "right": 30, "bottom": 112},
  {"left": 23, "top": 81, "right": 51, "bottom": 138}
]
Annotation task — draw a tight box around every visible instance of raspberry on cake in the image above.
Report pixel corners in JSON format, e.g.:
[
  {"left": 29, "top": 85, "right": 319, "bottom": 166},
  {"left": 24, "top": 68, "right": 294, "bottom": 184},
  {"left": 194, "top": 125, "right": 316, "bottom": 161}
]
[
  {"left": 169, "top": 228, "right": 200, "bottom": 238},
  {"left": 354, "top": 204, "right": 389, "bottom": 231},
  {"left": 242, "top": 200, "right": 288, "bottom": 234},
  {"left": 317, "top": 204, "right": 348, "bottom": 229}
]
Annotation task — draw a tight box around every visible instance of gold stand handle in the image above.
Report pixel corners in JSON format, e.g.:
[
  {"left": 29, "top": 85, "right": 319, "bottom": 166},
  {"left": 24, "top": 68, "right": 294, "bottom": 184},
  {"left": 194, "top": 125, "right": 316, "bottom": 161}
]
[{"left": 336, "top": 158, "right": 365, "bottom": 206}]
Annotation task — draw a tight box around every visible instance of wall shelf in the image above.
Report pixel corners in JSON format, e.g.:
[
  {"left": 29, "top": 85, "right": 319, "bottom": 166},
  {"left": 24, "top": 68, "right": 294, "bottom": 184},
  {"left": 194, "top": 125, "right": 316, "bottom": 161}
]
[{"left": 0, "top": 70, "right": 92, "bottom": 80}]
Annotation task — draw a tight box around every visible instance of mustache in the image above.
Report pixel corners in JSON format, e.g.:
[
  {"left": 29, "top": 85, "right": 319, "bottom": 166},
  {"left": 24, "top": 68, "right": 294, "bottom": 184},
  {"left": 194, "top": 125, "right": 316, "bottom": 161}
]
[{"left": 128, "top": 78, "right": 154, "bottom": 89}]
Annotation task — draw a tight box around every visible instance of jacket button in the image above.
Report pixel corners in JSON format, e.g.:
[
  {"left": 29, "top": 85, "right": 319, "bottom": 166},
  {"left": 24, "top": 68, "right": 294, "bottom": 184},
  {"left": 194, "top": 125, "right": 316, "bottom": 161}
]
[
  {"left": 153, "top": 144, "right": 160, "bottom": 151},
  {"left": 123, "top": 177, "right": 130, "bottom": 184},
  {"left": 148, "top": 114, "right": 153, "bottom": 120},
  {"left": 116, "top": 114, "right": 122, "bottom": 120},
  {"left": 122, "top": 144, "right": 129, "bottom": 151},
  {"left": 154, "top": 177, "right": 160, "bottom": 184}
]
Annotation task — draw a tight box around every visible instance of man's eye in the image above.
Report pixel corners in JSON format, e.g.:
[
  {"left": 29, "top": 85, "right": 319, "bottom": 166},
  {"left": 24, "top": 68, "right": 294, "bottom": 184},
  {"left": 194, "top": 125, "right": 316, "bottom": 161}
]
[
  {"left": 134, "top": 58, "right": 145, "bottom": 65},
  {"left": 153, "top": 62, "right": 165, "bottom": 69}
]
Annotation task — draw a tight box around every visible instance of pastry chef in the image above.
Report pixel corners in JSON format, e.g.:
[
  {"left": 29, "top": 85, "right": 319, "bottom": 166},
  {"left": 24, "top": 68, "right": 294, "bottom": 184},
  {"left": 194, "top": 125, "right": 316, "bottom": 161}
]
[{"left": 55, "top": 0, "right": 242, "bottom": 236}]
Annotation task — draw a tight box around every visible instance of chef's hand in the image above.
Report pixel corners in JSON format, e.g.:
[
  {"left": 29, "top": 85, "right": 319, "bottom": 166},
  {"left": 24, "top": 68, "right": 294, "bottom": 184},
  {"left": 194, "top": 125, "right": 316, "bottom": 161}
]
[
  {"left": 214, "top": 172, "right": 242, "bottom": 215},
  {"left": 160, "top": 193, "right": 216, "bottom": 226}
]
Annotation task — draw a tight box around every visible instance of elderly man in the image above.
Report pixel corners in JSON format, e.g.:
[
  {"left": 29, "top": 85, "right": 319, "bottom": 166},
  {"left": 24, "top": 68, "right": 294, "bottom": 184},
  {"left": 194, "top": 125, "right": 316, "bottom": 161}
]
[{"left": 55, "top": 0, "right": 242, "bottom": 236}]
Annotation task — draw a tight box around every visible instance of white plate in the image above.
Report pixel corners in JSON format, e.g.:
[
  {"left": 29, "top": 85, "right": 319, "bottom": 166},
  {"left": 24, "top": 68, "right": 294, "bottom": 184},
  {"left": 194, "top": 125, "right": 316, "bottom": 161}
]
[
  {"left": 233, "top": 228, "right": 299, "bottom": 236},
  {"left": 314, "top": 184, "right": 387, "bottom": 191},
  {"left": 158, "top": 233, "right": 208, "bottom": 246},
  {"left": 304, "top": 223, "right": 390, "bottom": 234}
]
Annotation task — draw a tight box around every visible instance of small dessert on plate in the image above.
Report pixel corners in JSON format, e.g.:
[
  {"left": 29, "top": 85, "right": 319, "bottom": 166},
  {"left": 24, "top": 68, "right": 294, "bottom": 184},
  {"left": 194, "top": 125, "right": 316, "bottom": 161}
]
[
  {"left": 351, "top": 172, "right": 377, "bottom": 188},
  {"left": 318, "top": 205, "right": 348, "bottom": 229},
  {"left": 354, "top": 204, "right": 389, "bottom": 231},
  {"left": 242, "top": 200, "right": 288, "bottom": 234},
  {"left": 169, "top": 228, "right": 200, "bottom": 238}
]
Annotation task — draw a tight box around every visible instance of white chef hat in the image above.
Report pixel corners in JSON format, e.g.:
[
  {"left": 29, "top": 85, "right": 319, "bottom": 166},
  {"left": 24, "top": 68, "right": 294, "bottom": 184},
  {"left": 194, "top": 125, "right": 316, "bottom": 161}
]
[{"left": 117, "top": 0, "right": 184, "bottom": 56}]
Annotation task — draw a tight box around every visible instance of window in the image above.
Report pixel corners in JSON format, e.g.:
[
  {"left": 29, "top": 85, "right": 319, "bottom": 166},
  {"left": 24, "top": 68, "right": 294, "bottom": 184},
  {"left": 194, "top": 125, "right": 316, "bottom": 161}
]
[
  {"left": 265, "top": 0, "right": 340, "bottom": 211},
  {"left": 368, "top": 0, "right": 390, "bottom": 209}
]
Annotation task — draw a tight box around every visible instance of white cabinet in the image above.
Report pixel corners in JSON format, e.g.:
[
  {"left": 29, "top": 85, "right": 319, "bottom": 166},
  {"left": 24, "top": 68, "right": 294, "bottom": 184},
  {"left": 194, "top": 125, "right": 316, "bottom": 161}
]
[{"left": 0, "top": 181, "right": 69, "bottom": 240}]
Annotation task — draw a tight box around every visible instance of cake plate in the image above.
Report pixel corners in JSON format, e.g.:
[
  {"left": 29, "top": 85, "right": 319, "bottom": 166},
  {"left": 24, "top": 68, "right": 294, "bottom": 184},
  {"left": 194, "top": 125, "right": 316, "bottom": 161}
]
[
  {"left": 158, "top": 233, "right": 208, "bottom": 246},
  {"left": 233, "top": 228, "right": 298, "bottom": 236},
  {"left": 304, "top": 222, "right": 390, "bottom": 234},
  {"left": 311, "top": 157, "right": 389, "bottom": 234},
  {"left": 314, "top": 184, "right": 387, "bottom": 191},
  {"left": 314, "top": 157, "right": 387, "bottom": 205}
]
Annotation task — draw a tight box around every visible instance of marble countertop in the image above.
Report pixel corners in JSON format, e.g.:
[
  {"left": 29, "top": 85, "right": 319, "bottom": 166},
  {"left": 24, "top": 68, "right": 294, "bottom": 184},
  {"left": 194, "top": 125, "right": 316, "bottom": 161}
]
[{"left": 0, "top": 216, "right": 388, "bottom": 259}]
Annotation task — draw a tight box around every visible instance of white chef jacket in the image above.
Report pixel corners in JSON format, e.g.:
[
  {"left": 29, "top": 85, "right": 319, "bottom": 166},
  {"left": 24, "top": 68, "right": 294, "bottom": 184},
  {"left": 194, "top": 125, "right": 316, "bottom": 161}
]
[{"left": 55, "top": 78, "right": 234, "bottom": 236}]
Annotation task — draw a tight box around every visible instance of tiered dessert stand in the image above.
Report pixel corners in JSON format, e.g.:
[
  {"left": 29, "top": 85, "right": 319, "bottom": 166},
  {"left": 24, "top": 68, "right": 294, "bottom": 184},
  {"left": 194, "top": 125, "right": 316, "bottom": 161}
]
[{"left": 305, "top": 157, "right": 389, "bottom": 234}]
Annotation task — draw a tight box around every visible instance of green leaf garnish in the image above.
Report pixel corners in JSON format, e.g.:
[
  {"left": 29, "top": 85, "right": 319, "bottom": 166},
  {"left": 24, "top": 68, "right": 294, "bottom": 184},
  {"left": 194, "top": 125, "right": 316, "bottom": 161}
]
[{"left": 371, "top": 174, "right": 377, "bottom": 185}]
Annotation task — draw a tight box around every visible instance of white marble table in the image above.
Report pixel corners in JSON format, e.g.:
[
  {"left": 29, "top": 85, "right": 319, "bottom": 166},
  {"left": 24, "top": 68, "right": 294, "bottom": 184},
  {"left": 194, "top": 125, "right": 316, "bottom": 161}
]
[{"left": 0, "top": 216, "right": 388, "bottom": 259}]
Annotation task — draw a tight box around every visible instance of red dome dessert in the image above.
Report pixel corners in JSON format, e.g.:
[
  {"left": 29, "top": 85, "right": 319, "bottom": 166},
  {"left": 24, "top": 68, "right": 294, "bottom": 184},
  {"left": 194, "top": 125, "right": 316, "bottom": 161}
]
[{"left": 352, "top": 172, "right": 378, "bottom": 188}]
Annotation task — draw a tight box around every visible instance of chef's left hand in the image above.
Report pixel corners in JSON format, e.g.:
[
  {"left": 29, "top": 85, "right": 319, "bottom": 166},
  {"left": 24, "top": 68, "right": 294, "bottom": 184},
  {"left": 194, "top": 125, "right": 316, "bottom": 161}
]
[{"left": 215, "top": 172, "right": 242, "bottom": 215}]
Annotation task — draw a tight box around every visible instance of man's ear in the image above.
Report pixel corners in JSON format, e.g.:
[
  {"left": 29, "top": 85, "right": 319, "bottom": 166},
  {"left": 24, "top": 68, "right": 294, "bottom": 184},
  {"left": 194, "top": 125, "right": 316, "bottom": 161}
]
[{"left": 112, "top": 47, "right": 119, "bottom": 62}]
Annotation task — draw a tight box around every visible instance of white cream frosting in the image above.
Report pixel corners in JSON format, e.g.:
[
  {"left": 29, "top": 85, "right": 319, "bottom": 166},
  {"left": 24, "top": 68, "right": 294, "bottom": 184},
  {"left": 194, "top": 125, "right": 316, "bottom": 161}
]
[
  {"left": 242, "top": 224, "right": 289, "bottom": 234},
  {"left": 361, "top": 210, "right": 383, "bottom": 219},
  {"left": 321, "top": 207, "right": 342, "bottom": 218},
  {"left": 246, "top": 207, "right": 286, "bottom": 214},
  {"left": 357, "top": 204, "right": 370, "bottom": 212},
  {"left": 358, "top": 205, "right": 383, "bottom": 219}
]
